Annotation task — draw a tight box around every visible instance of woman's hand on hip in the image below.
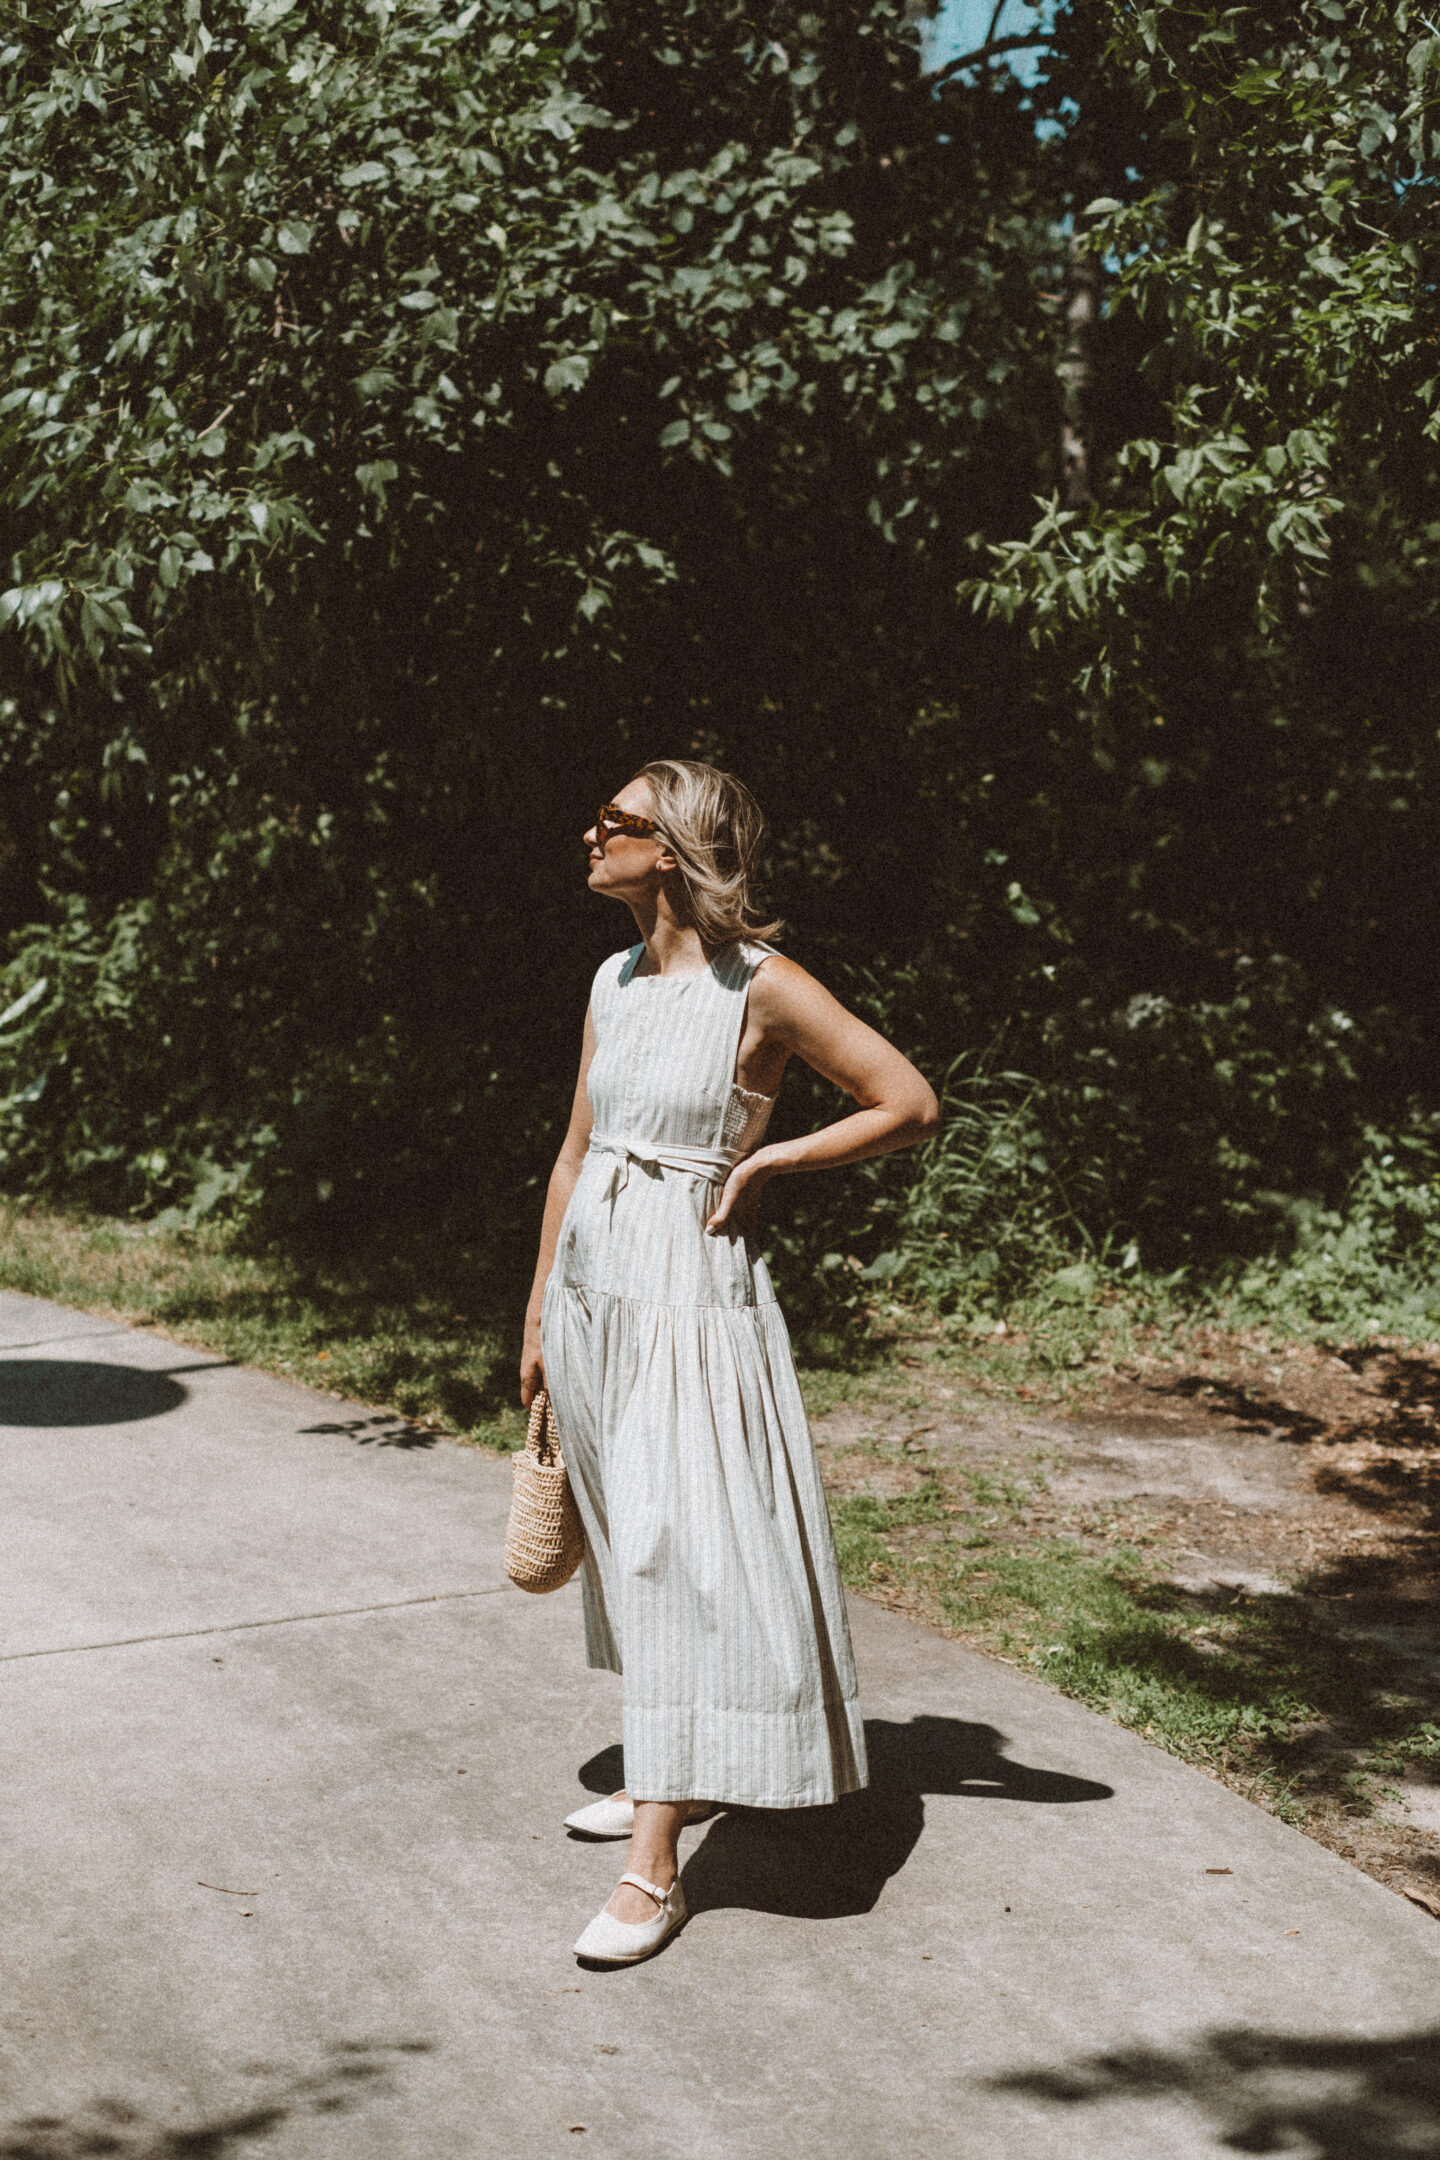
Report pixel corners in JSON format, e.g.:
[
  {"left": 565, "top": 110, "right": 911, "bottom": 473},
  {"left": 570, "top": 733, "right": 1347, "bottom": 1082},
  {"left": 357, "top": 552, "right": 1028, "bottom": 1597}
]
[{"left": 706, "top": 1153, "right": 778, "bottom": 1240}]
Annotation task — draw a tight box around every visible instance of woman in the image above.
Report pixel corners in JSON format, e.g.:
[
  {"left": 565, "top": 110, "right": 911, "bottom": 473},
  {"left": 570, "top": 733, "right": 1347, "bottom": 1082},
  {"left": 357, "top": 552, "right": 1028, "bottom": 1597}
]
[{"left": 521, "top": 759, "right": 939, "bottom": 1965}]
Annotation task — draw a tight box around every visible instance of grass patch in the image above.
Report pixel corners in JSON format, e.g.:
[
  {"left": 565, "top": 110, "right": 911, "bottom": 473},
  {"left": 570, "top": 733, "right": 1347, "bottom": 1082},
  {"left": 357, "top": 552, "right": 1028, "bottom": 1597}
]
[
  {"left": 0, "top": 1203, "right": 527, "bottom": 1449},
  {"left": 830, "top": 1467, "right": 1440, "bottom": 1832}
]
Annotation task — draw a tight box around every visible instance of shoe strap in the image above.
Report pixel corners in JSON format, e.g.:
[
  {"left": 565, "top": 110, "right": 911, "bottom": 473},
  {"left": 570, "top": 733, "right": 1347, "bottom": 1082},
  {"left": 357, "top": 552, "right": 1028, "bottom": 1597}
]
[{"left": 618, "top": 1872, "right": 672, "bottom": 1908}]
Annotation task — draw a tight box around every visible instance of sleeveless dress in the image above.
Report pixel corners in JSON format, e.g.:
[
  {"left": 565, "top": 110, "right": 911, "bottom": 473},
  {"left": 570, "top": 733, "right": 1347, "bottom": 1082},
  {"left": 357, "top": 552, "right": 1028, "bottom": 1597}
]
[{"left": 540, "top": 940, "right": 868, "bottom": 1809}]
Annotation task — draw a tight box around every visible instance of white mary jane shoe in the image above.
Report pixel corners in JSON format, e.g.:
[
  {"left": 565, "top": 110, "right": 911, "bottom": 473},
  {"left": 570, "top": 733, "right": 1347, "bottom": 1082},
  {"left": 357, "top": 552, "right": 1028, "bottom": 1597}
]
[
  {"left": 564, "top": 1793, "right": 635, "bottom": 1840},
  {"left": 573, "top": 1872, "right": 686, "bottom": 1965},
  {"left": 564, "top": 1795, "right": 716, "bottom": 1840}
]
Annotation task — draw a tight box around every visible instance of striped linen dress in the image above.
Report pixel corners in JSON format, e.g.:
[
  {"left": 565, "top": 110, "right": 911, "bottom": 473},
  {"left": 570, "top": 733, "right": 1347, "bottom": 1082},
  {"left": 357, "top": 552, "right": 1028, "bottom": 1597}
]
[{"left": 540, "top": 939, "right": 868, "bottom": 1809}]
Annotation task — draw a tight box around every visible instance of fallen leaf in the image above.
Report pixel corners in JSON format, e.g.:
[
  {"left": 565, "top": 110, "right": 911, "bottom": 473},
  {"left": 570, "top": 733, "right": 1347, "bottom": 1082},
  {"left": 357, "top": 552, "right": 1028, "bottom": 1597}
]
[
  {"left": 1284, "top": 1929, "right": 1300, "bottom": 1936},
  {"left": 1405, "top": 1891, "right": 1440, "bottom": 1919},
  {"left": 1204, "top": 1868, "right": 1233, "bottom": 1876}
]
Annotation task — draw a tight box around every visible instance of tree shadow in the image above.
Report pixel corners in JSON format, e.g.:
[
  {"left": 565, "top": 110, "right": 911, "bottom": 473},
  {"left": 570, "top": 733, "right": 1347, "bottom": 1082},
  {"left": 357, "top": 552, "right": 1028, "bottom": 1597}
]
[
  {"left": 297, "top": 1413, "right": 442, "bottom": 1451},
  {"left": 1167, "top": 1347, "right": 1440, "bottom": 1622},
  {"left": 0, "top": 2040, "right": 433, "bottom": 2159},
  {"left": 1292, "top": 1348, "right": 1440, "bottom": 1618},
  {"left": 162, "top": 1225, "right": 524, "bottom": 1429},
  {"left": 1164, "top": 1372, "right": 1328, "bottom": 1444},
  {"left": 578, "top": 1715, "right": 1113, "bottom": 1922},
  {"left": 0, "top": 1358, "right": 224, "bottom": 1429},
  {"left": 990, "top": 2021, "right": 1440, "bottom": 2160}
]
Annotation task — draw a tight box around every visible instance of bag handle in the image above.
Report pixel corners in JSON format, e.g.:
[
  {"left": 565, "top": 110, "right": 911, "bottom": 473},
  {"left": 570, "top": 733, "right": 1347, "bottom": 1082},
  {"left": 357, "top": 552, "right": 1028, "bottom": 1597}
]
[{"left": 527, "top": 1387, "right": 562, "bottom": 1467}]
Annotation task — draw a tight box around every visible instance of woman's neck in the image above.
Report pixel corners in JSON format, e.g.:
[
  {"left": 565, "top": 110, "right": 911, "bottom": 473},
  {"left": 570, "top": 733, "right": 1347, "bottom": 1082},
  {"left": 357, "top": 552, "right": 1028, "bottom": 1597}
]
[{"left": 627, "top": 899, "right": 708, "bottom": 980}]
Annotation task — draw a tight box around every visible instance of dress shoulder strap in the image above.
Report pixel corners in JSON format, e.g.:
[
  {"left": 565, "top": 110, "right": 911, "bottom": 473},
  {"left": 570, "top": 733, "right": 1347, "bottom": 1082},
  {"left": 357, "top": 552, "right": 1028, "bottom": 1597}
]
[
  {"left": 590, "top": 947, "right": 640, "bottom": 1028},
  {"left": 712, "top": 939, "right": 777, "bottom": 993}
]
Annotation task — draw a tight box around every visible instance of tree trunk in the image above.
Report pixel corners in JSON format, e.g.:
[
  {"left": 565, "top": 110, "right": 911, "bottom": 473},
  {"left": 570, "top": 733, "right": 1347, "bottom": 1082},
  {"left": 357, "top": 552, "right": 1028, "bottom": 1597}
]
[{"left": 1059, "top": 150, "right": 1100, "bottom": 509}]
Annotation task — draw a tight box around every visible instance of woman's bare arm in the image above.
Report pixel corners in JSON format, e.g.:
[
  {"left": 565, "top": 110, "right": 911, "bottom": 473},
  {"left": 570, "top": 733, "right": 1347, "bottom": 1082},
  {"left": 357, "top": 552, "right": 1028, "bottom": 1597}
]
[
  {"left": 706, "top": 956, "right": 939, "bottom": 1236},
  {"left": 520, "top": 1006, "right": 596, "bottom": 1404}
]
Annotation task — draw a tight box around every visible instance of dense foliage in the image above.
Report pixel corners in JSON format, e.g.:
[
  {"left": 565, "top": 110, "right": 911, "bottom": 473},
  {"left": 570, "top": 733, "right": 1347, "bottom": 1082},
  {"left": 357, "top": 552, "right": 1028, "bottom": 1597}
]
[{"left": 0, "top": 0, "right": 1437, "bottom": 1331}]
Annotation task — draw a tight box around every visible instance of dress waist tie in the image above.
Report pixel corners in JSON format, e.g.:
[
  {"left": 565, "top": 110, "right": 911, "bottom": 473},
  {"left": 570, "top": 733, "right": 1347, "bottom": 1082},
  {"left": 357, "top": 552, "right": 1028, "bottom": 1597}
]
[{"left": 587, "top": 1134, "right": 738, "bottom": 1218}]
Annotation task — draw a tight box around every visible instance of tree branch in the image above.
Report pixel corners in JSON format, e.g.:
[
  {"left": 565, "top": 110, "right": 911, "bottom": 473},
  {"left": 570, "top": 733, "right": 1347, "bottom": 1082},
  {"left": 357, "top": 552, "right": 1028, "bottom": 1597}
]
[{"left": 919, "top": 32, "right": 1051, "bottom": 92}]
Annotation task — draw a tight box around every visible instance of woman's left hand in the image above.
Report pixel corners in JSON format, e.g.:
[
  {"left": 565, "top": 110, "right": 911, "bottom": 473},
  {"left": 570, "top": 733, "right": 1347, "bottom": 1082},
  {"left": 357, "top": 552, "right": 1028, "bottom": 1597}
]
[{"left": 706, "top": 1152, "right": 779, "bottom": 1240}]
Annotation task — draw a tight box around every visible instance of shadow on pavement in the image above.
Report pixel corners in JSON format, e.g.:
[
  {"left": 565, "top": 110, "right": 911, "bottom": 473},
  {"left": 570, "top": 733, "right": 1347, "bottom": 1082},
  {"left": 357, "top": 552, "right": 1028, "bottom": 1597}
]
[
  {"left": 0, "top": 1358, "right": 222, "bottom": 1428},
  {"left": 298, "top": 1413, "right": 442, "bottom": 1450},
  {"left": 0, "top": 2040, "right": 434, "bottom": 2158},
  {"left": 580, "top": 1715, "right": 1113, "bottom": 1921},
  {"left": 990, "top": 2022, "right": 1440, "bottom": 2159}
]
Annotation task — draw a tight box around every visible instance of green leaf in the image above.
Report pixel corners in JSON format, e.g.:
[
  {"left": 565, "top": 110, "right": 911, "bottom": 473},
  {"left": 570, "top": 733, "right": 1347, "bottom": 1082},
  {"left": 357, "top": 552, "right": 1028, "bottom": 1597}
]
[
  {"left": 419, "top": 307, "right": 459, "bottom": 348},
  {"left": 1006, "top": 881, "right": 1042, "bottom": 928},
  {"left": 543, "top": 354, "right": 591, "bottom": 396},
  {"left": 0, "top": 580, "right": 64, "bottom": 628},
  {"left": 339, "top": 161, "right": 387, "bottom": 187},
  {"left": 355, "top": 460, "right": 399, "bottom": 501}
]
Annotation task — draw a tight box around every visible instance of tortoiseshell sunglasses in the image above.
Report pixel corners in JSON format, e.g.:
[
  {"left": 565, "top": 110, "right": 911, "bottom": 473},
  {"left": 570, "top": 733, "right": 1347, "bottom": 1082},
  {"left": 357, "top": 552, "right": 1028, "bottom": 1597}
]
[{"left": 592, "top": 802, "right": 659, "bottom": 844}]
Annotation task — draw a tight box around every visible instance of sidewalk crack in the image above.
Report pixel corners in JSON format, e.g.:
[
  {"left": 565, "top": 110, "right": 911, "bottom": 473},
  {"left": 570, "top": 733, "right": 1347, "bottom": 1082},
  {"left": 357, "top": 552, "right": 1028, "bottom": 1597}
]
[
  {"left": 0, "top": 1586, "right": 514, "bottom": 1663},
  {"left": 0, "top": 1324, "right": 129, "bottom": 1351}
]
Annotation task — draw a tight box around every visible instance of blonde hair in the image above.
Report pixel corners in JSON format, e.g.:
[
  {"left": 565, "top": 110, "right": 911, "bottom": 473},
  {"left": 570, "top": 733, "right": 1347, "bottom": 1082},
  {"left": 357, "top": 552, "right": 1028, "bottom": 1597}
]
[{"left": 633, "top": 759, "right": 784, "bottom": 948}]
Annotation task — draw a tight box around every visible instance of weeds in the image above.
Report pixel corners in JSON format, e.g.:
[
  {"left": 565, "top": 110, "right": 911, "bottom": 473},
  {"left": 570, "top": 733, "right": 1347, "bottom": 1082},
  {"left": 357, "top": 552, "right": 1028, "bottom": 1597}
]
[{"left": 861, "top": 1078, "right": 1440, "bottom": 1371}]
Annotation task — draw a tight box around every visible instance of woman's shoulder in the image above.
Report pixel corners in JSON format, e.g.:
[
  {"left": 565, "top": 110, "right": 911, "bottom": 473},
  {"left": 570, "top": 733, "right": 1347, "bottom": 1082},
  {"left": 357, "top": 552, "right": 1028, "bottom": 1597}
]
[
  {"left": 718, "top": 937, "right": 786, "bottom": 980},
  {"left": 738, "top": 947, "right": 833, "bottom": 1027},
  {"left": 735, "top": 940, "right": 805, "bottom": 987}
]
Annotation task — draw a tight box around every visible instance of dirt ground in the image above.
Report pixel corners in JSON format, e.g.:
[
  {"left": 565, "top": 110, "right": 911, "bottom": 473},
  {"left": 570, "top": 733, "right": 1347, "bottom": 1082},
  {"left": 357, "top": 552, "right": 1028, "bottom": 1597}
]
[{"left": 810, "top": 1329, "right": 1440, "bottom": 1916}]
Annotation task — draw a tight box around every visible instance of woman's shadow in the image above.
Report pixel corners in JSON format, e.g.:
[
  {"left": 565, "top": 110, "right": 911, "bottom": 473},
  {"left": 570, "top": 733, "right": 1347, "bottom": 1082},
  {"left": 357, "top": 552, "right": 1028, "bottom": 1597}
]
[{"left": 577, "top": 1716, "right": 1113, "bottom": 1921}]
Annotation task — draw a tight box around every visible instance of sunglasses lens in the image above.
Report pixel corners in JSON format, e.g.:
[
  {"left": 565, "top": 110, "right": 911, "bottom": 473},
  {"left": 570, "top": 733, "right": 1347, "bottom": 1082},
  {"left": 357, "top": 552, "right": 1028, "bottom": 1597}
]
[{"left": 593, "top": 804, "right": 654, "bottom": 842}]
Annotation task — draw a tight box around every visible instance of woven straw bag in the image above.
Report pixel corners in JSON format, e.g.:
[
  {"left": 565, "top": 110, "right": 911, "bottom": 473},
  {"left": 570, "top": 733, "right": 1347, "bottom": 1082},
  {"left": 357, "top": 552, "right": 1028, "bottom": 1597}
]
[{"left": 504, "top": 1388, "right": 585, "bottom": 1594}]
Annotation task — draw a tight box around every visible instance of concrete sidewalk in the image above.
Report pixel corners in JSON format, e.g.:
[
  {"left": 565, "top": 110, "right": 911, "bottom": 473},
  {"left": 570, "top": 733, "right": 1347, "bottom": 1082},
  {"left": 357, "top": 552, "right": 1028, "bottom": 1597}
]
[{"left": 3, "top": 1288, "right": 1439, "bottom": 2159}]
